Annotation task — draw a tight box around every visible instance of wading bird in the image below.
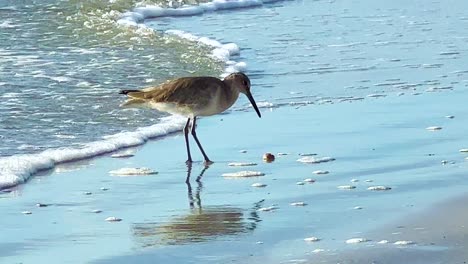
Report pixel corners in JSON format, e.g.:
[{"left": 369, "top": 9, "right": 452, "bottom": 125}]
[{"left": 120, "top": 72, "right": 261, "bottom": 164}]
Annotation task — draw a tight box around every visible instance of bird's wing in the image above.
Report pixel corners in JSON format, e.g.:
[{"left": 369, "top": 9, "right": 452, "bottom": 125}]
[{"left": 128, "top": 77, "right": 223, "bottom": 106}]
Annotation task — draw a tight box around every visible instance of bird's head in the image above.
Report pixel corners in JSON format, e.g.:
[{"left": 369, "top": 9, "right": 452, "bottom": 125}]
[{"left": 224, "top": 72, "right": 261, "bottom": 118}]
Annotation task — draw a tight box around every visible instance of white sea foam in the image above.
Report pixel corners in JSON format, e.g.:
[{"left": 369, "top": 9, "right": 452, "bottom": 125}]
[
  {"left": 109, "top": 167, "right": 157, "bottom": 176},
  {"left": 304, "top": 237, "right": 320, "bottom": 242},
  {"left": 0, "top": 116, "right": 185, "bottom": 189},
  {"left": 291, "top": 202, "right": 307, "bottom": 206},
  {"left": 338, "top": 185, "right": 356, "bottom": 190},
  {"left": 367, "top": 185, "right": 392, "bottom": 191},
  {"left": 313, "top": 170, "right": 329, "bottom": 175},
  {"left": 394, "top": 240, "right": 415, "bottom": 245},
  {"left": 251, "top": 182, "right": 267, "bottom": 187},
  {"left": 346, "top": 238, "right": 368, "bottom": 244},
  {"left": 116, "top": 0, "right": 289, "bottom": 77},
  {"left": 222, "top": 171, "right": 265, "bottom": 178},
  {"left": 0, "top": 20, "right": 18, "bottom": 28},
  {"left": 257, "top": 206, "right": 277, "bottom": 212},
  {"left": 165, "top": 29, "right": 245, "bottom": 76},
  {"left": 297, "top": 156, "right": 335, "bottom": 164},
  {"left": 228, "top": 162, "right": 257, "bottom": 166},
  {"left": 105, "top": 216, "right": 122, "bottom": 222}
]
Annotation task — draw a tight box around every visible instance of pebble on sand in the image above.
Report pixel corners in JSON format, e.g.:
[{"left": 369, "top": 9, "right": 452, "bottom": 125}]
[
  {"left": 304, "top": 237, "right": 320, "bottom": 242},
  {"left": 346, "top": 238, "right": 368, "bottom": 244},
  {"left": 105, "top": 216, "right": 122, "bottom": 222},
  {"left": 313, "top": 170, "right": 329, "bottom": 175},
  {"left": 351, "top": 179, "right": 359, "bottom": 183},
  {"left": 36, "top": 203, "right": 48, "bottom": 207},
  {"left": 303, "top": 178, "right": 316, "bottom": 183},
  {"left": 22, "top": 211, "right": 32, "bottom": 215},
  {"left": 239, "top": 150, "right": 248, "bottom": 153},
  {"left": 445, "top": 115, "right": 455, "bottom": 119},
  {"left": 251, "top": 183, "right": 267, "bottom": 188},
  {"left": 277, "top": 153, "right": 289, "bottom": 156},
  {"left": 222, "top": 171, "right": 265, "bottom": 178},
  {"left": 367, "top": 186, "right": 392, "bottom": 191},
  {"left": 100, "top": 187, "right": 109, "bottom": 191},
  {"left": 353, "top": 206, "right": 363, "bottom": 210},
  {"left": 92, "top": 210, "right": 102, "bottom": 213},
  {"left": 312, "top": 249, "right": 325, "bottom": 253},
  {"left": 109, "top": 167, "right": 157, "bottom": 176},
  {"left": 291, "top": 202, "right": 307, "bottom": 206},
  {"left": 84, "top": 192, "right": 92, "bottom": 195},
  {"left": 297, "top": 156, "right": 335, "bottom": 164},
  {"left": 263, "top": 153, "right": 275, "bottom": 162},
  {"left": 365, "top": 179, "right": 373, "bottom": 182},
  {"left": 228, "top": 162, "right": 257, "bottom": 167},
  {"left": 378, "top": 240, "right": 389, "bottom": 244},
  {"left": 394, "top": 240, "right": 415, "bottom": 245},
  {"left": 459, "top": 149, "right": 468, "bottom": 153},
  {"left": 426, "top": 126, "right": 442, "bottom": 131},
  {"left": 296, "top": 181, "right": 305, "bottom": 185},
  {"left": 338, "top": 185, "right": 356, "bottom": 190}
]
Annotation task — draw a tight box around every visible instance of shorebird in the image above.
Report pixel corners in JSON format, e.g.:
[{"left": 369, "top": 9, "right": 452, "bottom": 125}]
[{"left": 119, "top": 72, "right": 261, "bottom": 164}]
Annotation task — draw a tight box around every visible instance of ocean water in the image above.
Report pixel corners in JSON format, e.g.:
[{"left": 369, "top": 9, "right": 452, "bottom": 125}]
[
  {"left": 0, "top": 0, "right": 220, "bottom": 156},
  {"left": 0, "top": 0, "right": 224, "bottom": 188},
  {"left": 1, "top": 0, "right": 468, "bottom": 188}
]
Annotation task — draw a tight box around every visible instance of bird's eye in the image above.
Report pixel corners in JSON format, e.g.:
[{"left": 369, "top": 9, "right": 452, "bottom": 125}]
[{"left": 242, "top": 80, "right": 248, "bottom": 86}]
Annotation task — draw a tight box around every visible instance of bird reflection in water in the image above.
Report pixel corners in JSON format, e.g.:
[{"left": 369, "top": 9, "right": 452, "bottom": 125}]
[{"left": 132, "top": 163, "right": 264, "bottom": 247}]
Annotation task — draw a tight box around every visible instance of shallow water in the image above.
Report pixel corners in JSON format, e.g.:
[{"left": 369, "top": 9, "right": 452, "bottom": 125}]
[
  {"left": 3, "top": 90, "right": 468, "bottom": 264},
  {"left": 150, "top": 0, "right": 468, "bottom": 104},
  {"left": 0, "top": 0, "right": 219, "bottom": 157}
]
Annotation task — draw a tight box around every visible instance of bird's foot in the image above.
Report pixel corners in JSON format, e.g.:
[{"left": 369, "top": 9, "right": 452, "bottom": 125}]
[
  {"left": 185, "top": 159, "right": 193, "bottom": 165},
  {"left": 203, "top": 160, "right": 214, "bottom": 166}
]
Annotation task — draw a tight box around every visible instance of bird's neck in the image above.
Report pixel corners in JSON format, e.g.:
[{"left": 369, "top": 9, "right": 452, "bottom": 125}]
[{"left": 221, "top": 80, "right": 240, "bottom": 109}]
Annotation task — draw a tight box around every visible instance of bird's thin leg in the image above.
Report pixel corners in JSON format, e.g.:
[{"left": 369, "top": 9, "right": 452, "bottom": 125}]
[
  {"left": 191, "top": 116, "right": 213, "bottom": 164},
  {"left": 184, "top": 118, "right": 192, "bottom": 164}
]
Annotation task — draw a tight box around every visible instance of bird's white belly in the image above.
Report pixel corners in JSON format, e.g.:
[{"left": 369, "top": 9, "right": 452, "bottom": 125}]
[
  {"left": 195, "top": 99, "right": 225, "bottom": 116},
  {"left": 149, "top": 100, "right": 225, "bottom": 117},
  {"left": 149, "top": 102, "right": 193, "bottom": 116}
]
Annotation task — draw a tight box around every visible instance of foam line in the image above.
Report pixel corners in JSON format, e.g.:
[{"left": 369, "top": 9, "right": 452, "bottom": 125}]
[
  {"left": 117, "top": 0, "right": 288, "bottom": 76},
  {"left": 0, "top": 116, "right": 186, "bottom": 189}
]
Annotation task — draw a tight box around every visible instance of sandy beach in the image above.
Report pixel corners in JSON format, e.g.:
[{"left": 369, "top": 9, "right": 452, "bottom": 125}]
[{"left": 2, "top": 88, "right": 468, "bottom": 263}]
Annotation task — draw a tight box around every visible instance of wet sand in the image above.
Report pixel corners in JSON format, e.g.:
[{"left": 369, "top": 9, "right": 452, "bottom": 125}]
[
  {"left": 309, "top": 194, "right": 468, "bottom": 264},
  {"left": 2, "top": 90, "right": 468, "bottom": 263}
]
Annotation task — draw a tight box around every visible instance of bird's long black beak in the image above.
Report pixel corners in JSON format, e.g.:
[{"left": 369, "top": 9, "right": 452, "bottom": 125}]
[{"left": 246, "top": 91, "right": 261, "bottom": 118}]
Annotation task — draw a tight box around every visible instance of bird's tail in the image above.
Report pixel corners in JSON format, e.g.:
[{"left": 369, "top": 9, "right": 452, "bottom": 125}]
[{"left": 119, "top": 89, "right": 141, "bottom": 95}]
